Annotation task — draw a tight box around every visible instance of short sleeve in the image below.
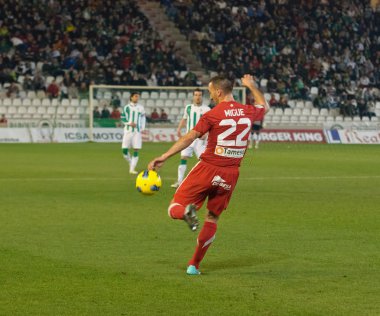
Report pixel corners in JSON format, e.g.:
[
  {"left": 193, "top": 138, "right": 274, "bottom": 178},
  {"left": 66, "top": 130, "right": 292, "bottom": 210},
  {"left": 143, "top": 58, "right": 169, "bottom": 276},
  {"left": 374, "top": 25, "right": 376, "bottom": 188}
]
[
  {"left": 193, "top": 112, "right": 212, "bottom": 135},
  {"left": 252, "top": 104, "right": 265, "bottom": 121}
]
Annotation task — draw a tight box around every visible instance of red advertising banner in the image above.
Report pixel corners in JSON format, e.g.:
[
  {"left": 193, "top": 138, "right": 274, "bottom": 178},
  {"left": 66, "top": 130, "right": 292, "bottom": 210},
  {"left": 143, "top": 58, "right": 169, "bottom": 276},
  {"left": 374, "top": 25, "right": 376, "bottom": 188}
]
[{"left": 259, "top": 129, "right": 326, "bottom": 143}]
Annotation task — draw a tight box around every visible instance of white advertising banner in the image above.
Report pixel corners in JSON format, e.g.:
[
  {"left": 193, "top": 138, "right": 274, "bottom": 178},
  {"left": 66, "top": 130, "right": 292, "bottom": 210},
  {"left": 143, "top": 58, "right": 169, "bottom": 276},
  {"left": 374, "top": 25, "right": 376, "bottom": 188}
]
[
  {"left": 0, "top": 128, "right": 178, "bottom": 143},
  {"left": 325, "top": 129, "right": 380, "bottom": 144}
]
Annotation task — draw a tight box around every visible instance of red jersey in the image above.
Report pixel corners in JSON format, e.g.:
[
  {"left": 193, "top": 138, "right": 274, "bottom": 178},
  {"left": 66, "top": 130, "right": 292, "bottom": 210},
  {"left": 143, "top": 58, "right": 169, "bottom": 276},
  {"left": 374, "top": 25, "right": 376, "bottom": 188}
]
[{"left": 193, "top": 101, "right": 265, "bottom": 167}]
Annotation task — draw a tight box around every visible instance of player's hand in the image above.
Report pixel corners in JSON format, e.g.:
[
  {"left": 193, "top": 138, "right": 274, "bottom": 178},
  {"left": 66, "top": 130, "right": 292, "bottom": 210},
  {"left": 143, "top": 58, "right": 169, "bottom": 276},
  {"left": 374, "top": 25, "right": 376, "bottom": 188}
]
[
  {"left": 241, "top": 74, "right": 256, "bottom": 88},
  {"left": 129, "top": 122, "right": 137, "bottom": 127},
  {"left": 148, "top": 155, "right": 166, "bottom": 171}
]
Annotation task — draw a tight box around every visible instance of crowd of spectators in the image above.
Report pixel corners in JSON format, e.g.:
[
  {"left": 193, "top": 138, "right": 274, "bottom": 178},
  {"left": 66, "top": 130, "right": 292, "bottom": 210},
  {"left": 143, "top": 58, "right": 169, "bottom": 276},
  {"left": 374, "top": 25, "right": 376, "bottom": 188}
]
[
  {"left": 162, "top": 0, "right": 380, "bottom": 118},
  {"left": 0, "top": 0, "right": 195, "bottom": 99}
]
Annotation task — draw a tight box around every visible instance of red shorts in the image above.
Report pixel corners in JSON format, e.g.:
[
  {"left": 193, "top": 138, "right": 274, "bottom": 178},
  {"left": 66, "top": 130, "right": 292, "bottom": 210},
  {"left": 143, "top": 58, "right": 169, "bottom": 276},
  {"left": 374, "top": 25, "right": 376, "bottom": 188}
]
[{"left": 173, "top": 160, "right": 240, "bottom": 216}]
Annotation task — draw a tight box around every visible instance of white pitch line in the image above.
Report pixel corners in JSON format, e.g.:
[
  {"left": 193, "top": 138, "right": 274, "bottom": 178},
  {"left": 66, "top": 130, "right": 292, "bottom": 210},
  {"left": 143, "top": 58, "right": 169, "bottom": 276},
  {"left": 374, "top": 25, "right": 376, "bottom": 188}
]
[{"left": 1, "top": 175, "right": 380, "bottom": 181}]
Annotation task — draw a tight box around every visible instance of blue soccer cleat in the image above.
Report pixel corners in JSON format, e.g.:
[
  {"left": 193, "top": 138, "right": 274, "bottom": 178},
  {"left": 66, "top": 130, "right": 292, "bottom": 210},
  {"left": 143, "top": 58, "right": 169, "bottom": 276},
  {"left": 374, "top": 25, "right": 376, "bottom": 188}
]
[{"left": 186, "top": 265, "right": 201, "bottom": 275}]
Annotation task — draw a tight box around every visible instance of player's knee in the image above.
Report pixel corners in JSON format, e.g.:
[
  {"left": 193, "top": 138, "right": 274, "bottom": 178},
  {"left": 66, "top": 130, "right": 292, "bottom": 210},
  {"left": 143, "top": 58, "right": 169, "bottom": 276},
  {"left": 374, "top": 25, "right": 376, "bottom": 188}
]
[
  {"left": 206, "top": 211, "right": 219, "bottom": 223},
  {"left": 167, "top": 203, "right": 182, "bottom": 218}
]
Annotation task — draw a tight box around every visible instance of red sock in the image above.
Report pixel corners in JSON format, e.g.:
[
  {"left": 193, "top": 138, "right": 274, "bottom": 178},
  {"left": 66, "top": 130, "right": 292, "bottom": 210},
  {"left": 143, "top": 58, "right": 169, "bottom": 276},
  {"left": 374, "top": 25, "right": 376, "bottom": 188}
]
[
  {"left": 189, "top": 221, "right": 217, "bottom": 269},
  {"left": 168, "top": 203, "right": 185, "bottom": 219}
]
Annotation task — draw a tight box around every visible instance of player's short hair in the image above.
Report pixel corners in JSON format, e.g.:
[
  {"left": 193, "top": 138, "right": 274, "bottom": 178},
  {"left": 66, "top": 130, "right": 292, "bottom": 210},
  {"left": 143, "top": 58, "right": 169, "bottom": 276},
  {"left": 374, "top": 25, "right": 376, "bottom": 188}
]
[
  {"left": 193, "top": 88, "right": 203, "bottom": 95},
  {"left": 209, "top": 75, "right": 233, "bottom": 94},
  {"left": 130, "top": 92, "right": 140, "bottom": 100}
]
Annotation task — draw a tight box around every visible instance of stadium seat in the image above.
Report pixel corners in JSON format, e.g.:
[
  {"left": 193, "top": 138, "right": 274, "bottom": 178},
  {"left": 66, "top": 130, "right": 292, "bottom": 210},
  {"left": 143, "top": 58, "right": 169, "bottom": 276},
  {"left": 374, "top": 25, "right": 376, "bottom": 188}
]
[
  {"left": 310, "top": 87, "right": 319, "bottom": 96},
  {"left": 274, "top": 93, "right": 280, "bottom": 101},
  {"left": 319, "top": 109, "right": 329, "bottom": 116},
  {"left": 22, "top": 99, "right": 32, "bottom": 106},
  {"left": 274, "top": 108, "right": 283, "bottom": 115},
  {"left": 141, "top": 91, "right": 149, "bottom": 99},
  {"left": 376, "top": 102, "right": 380, "bottom": 110},
  {"left": 80, "top": 99, "right": 89, "bottom": 107},
  {"left": 361, "top": 116, "right": 370, "bottom": 122},
  {"left": 47, "top": 107, "right": 56, "bottom": 115},
  {"left": 299, "top": 115, "right": 308, "bottom": 124},
  {"left": 146, "top": 100, "right": 155, "bottom": 108},
  {"left": 27, "top": 91, "right": 36, "bottom": 99},
  {"left": 32, "top": 99, "right": 41, "bottom": 106},
  {"left": 37, "top": 106, "right": 46, "bottom": 115},
  {"left": 284, "top": 108, "right": 292, "bottom": 116},
  {"left": 371, "top": 117, "right": 378, "bottom": 122},
  {"left": 272, "top": 115, "right": 280, "bottom": 123},
  {"left": 293, "top": 108, "right": 302, "bottom": 116},
  {"left": 353, "top": 116, "right": 361, "bottom": 122},
  {"left": 122, "top": 91, "right": 131, "bottom": 100},
  {"left": 301, "top": 108, "right": 311, "bottom": 116},
  {"left": 70, "top": 99, "right": 79, "bottom": 107},
  {"left": 325, "top": 116, "right": 334, "bottom": 123},
  {"left": 168, "top": 92, "right": 177, "bottom": 99},
  {"left": 3, "top": 98, "right": 12, "bottom": 106},
  {"left": 295, "top": 101, "right": 304, "bottom": 108},
  {"left": 344, "top": 117, "right": 353, "bottom": 122},
  {"left": 51, "top": 99, "right": 59, "bottom": 106},
  {"left": 66, "top": 107, "right": 76, "bottom": 116},
  {"left": 156, "top": 100, "right": 164, "bottom": 108},
  {"left": 260, "top": 78, "right": 268, "bottom": 91},
  {"left": 308, "top": 116, "right": 317, "bottom": 123},
  {"left": 42, "top": 98, "right": 51, "bottom": 106},
  {"left": 264, "top": 93, "right": 271, "bottom": 101},
  {"left": 27, "top": 106, "right": 37, "bottom": 115},
  {"left": 290, "top": 116, "right": 299, "bottom": 124},
  {"left": 18, "top": 106, "right": 27, "bottom": 115},
  {"left": 311, "top": 108, "right": 320, "bottom": 116},
  {"left": 165, "top": 100, "right": 174, "bottom": 107},
  {"left": 37, "top": 90, "right": 46, "bottom": 99},
  {"left": 159, "top": 92, "right": 168, "bottom": 99},
  {"left": 288, "top": 100, "right": 295, "bottom": 108},
  {"left": 61, "top": 99, "right": 70, "bottom": 107},
  {"left": 76, "top": 107, "right": 85, "bottom": 115},
  {"left": 150, "top": 92, "right": 159, "bottom": 99},
  {"left": 317, "top": 116, "right": 326, "bottom": 123},
  {"left": 174, "top": 100, "right": 183, "bottom": 108},
  {"left": 170, "top": 107, "right": 179, "bottom": 115},
  {"left": 46, "top": 76, "right": 54, "bottom": 85},
  {"left": 57, "top": 107, "right": 66, "bottom": 115},
  {"left": 178, "top": 92, "right": 187, "bottom": 100},
  {"left": 335, "top": 116, "right": 343, "bottom": 122},
  {"left": 0, "top": 106, "right": 6, "bottom": 114},
  {"left": 281, "top": 116, "right": 290, "bottom": 123},
  {"left": 304, "top": 101, "right": 313, "bottom": 109},
  {"left": 12, "top": 98, "right": 22, "bottom": 106}
]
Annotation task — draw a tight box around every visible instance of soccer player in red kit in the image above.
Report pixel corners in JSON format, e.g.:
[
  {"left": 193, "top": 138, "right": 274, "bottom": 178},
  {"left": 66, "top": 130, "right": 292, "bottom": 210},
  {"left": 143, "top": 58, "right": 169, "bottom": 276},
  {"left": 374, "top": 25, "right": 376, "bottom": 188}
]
[{"left": 148, "top": 74, "right": 269, "bottom": 275}]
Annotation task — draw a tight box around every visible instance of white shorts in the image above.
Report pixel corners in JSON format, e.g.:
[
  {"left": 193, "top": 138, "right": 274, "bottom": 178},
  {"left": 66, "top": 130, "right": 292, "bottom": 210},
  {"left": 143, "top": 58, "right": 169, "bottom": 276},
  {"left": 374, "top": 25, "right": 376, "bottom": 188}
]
[
  {"left": 122, "top": 130, "right": 142, "bottom": 149},
  {"left": 181, "top": 138, "right": 206, "bottom": 158}
]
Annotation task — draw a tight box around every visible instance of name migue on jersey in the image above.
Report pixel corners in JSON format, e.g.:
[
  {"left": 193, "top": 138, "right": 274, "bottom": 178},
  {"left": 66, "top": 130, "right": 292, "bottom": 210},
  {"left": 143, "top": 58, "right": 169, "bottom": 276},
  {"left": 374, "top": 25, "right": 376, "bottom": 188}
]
[{"left": 224, "top": 109, "right": 245, "bottom": 117}]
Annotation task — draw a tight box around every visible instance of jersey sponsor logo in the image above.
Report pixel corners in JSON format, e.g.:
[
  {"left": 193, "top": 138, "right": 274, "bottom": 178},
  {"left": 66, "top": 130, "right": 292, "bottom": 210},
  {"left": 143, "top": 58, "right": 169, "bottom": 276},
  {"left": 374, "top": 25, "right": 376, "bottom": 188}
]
[
  {"left": 214, "top": 145, "right": 245, "bottom": 158},
  {"left": 211, "top": 175, "right": 232, "bottom": 190},
  {"left": 224, "top": 109, "right": 245, "bottom": 117}
]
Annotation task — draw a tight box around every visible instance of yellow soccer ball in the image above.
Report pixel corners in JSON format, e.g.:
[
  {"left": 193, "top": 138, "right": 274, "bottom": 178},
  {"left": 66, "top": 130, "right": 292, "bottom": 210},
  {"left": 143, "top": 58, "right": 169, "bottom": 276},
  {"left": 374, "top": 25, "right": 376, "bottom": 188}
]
[{"left": 136, "top": 170, "right": 162, "bottom": 195}]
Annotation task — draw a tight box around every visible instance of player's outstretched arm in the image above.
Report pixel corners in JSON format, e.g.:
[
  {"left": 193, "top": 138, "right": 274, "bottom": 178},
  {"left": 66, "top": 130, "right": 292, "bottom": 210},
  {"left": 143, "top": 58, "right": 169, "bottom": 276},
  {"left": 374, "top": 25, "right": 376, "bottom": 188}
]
[
  {"left": 148, "top": 130, "right": 201, "bottom": 170},
  {"left": 176, "top": 118, "right": 186, "bottom": 137},
  {"left": 241, "top": 74, "right": 270, "bottom": 113}
]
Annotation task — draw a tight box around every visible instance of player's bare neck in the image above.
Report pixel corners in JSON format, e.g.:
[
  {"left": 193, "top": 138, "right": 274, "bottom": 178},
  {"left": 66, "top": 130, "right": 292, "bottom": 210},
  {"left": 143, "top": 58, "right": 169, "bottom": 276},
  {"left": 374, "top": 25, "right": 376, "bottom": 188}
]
[{"left": 221, "top": 94, "right": 235, "bottom": 103}]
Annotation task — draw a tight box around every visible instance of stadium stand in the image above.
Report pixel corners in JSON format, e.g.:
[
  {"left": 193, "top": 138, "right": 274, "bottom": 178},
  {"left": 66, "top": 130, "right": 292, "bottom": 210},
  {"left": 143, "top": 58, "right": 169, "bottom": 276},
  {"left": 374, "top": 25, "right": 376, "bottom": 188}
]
[{"left": 0, "top": 0, "right": 379, "bottom": 128}]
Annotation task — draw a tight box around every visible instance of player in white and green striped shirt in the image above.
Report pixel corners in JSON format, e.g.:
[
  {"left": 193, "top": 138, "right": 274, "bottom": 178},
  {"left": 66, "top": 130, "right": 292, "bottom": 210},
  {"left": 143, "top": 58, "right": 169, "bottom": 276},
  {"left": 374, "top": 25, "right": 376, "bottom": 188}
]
[
  {"left": 121, "top": 92, "right": 146, "bottom": 174},
  {"left": 171, "top": 89, "right": 210, "bottom": 188}
]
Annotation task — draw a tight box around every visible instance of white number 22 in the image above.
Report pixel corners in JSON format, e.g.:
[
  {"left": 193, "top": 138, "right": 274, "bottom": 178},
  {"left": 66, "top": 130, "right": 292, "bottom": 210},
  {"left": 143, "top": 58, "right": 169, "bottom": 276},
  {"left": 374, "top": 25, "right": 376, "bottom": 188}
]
[{"left": 217, "top": 118, "right": 251, "bottom": 146}]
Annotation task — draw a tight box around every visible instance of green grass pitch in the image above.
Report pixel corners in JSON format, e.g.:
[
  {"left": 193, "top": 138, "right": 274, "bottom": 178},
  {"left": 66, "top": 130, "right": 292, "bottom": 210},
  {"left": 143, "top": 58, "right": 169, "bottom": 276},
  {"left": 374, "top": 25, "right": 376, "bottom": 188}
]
[{"left": 1, "top": 142, "right": 380, "bottom": 315}]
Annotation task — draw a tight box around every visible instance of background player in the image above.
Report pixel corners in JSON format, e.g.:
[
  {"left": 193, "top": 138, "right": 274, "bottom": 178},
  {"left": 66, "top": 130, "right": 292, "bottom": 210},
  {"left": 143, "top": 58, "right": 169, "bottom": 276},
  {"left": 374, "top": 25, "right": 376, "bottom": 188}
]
[
  {"left": 121, "top": 92, "right": 146, "bottom": 174},
  {"left": 171, "top": 89, "right": 210, "bottom": 188},
  {"left": 249, "top": 118, "right": 264, "bottom": 149},
  {"left": 148, "top": 74, "right": 269, "bottom": 275}
]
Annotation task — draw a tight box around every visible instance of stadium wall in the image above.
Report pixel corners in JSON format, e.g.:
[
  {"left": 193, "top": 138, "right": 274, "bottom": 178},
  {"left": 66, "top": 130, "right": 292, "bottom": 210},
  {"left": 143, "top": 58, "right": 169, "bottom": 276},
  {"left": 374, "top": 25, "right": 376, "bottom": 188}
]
[{"left": 1, "top": 127, "right": 380, "bottom": 145}]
